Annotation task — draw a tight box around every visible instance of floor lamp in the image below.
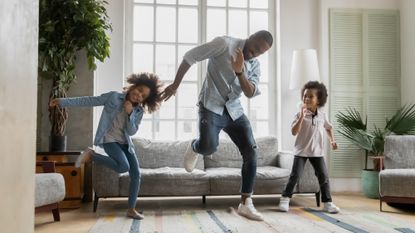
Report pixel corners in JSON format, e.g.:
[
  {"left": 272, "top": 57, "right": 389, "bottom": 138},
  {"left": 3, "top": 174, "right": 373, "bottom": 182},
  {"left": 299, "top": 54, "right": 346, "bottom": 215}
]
[{"left": 289, "top": 49, "right": 321, "bottom": 91}]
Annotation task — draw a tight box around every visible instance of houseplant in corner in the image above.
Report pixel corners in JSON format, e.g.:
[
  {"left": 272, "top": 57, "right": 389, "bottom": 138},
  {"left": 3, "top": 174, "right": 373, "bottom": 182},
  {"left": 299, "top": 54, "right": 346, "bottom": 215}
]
[
  {"left": 38, "top": 0, "right": 112, "bottom": 151},
  {"left": 335, "top": 104, "right": 415, "bottom": 198}
]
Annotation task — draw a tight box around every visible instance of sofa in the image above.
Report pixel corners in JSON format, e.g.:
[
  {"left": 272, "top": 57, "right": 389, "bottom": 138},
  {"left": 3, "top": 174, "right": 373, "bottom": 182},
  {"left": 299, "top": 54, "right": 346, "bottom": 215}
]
[
  {"left": 92, "top": 136, "right": 320, "bottom": 212},
  {"left": 379, "top": 135, "right": 415, "bottom": 211}
]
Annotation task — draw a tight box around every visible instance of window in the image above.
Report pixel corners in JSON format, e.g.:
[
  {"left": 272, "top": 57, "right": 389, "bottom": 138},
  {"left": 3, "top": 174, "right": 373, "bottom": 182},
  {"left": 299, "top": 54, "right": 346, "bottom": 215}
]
[{"left": 126, "top": 0, "right": 275, "bottom": 140}]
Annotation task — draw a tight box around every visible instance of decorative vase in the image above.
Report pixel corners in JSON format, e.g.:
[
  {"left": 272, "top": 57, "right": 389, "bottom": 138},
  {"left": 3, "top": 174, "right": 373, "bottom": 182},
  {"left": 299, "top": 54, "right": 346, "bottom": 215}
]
[
  {"left": 361, "top": 169, "right": 379, "bottom": 199},
  {"left": 49, "top": 135, "right": 67, "bottom": 152}
]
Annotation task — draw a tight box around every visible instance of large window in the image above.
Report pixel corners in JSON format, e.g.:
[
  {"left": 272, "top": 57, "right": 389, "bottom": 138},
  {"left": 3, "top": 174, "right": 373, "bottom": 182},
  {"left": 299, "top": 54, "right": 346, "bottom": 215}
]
[{"left": 126, "top": 0, "right": 275, "bottom": 140}]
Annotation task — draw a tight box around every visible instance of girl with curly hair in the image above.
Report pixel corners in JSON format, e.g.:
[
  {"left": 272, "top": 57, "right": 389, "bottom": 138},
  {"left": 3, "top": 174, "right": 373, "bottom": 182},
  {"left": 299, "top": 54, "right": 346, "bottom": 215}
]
[{"left": 50, "top": 72, "right": 163, "bottom": 219}]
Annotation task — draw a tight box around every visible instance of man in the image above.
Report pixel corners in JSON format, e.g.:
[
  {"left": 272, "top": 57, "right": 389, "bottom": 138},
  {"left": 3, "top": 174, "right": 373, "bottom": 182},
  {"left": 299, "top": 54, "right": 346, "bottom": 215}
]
[{"left": 160, "top": 30, "right": 273, "bottom": 221}]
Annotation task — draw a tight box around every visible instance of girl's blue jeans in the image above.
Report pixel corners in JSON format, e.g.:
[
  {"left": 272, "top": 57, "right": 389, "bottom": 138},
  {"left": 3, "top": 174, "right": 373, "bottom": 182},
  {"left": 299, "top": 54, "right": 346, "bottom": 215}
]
[{"left": 93, "top": 142, "right": 140, "bottom": 208}]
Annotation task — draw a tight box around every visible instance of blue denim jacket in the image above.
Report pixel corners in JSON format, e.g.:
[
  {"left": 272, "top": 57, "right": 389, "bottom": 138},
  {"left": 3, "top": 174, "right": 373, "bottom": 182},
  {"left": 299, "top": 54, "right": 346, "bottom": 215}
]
[
  {"left": 59, "top": 91, "right": 144, "bottom": 154},
  {"left": 183, "top": 36, "right": 261, "bottom": 120}
]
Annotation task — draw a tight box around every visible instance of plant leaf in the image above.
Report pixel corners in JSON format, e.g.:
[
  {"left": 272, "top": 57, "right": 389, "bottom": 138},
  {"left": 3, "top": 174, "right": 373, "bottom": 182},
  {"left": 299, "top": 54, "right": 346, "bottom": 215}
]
[
  {"left": 336, "top": 107, "right": 367, "bottom": 131},
  {"left": 385, "top": 104, "right": 415, "bottom": 135}
]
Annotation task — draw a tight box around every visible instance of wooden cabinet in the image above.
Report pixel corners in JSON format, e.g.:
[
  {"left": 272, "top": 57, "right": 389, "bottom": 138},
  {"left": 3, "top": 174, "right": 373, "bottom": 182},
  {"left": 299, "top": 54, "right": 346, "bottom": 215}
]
[{"left": 36, "top": 152, "right": 84, "bottom": 208}]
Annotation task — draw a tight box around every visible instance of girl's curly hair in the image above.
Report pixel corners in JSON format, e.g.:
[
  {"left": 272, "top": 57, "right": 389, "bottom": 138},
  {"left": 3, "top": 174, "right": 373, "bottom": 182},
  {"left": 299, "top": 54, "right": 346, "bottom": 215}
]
[
  {"left": 301, "top": 81, "right": 328, "bottom": 107},
  {"left": 124, "top": 72, "right": 163, "bottom": 113}
]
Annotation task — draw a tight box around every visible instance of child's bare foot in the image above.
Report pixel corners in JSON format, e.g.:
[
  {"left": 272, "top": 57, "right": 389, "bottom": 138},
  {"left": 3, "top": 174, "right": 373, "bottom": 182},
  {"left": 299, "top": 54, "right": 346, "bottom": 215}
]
[{"left": 126, "top": 208, "right": 144, "bottom": 220}]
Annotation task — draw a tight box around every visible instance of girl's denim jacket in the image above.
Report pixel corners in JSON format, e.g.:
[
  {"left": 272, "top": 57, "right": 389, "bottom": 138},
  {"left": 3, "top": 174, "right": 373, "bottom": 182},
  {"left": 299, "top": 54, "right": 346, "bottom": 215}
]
[{"left": 59, "top": 91, "right": 144, "bottom": 154}]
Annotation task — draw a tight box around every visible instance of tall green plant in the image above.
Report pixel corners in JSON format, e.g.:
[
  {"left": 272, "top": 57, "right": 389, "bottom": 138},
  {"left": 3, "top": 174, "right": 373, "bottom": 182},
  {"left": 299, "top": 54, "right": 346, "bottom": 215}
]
[
  {"left": 336, "top": 104, "right": 415, "bottom": 169},
  {"left": 38, "top": 0, "right": 112, "bottom": 136}
]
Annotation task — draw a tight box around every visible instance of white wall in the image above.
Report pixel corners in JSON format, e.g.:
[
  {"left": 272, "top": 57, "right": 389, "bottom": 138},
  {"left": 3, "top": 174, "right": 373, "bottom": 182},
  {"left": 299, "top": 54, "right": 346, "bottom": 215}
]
[
  {"left": 400, "top": 0, "right": 415, "bottom": 105},
  {"left": 0, "top": 0, "right": 38, "bottom": 232},
  {"left": 94, "top": 0, "right": 125, "bottom": 136},
  {"left": 95, "top": 0, "right": 125, "bottom": 94}
]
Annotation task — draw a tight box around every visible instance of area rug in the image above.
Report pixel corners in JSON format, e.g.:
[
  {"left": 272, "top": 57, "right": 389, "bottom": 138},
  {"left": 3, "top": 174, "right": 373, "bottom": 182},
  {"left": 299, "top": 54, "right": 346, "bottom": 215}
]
[{"left": 89, "top": 207, "right": 415, "bottom": 233}]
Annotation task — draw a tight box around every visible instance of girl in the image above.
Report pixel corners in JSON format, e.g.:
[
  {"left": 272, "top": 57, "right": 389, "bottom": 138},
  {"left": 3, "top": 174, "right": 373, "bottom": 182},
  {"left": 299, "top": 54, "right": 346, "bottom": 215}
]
[
  {"left": 50, "top": 72, "right": 163, "bottom": 219},
  {"left": 278, "top": 81, "right": 340, "bottom": 214}
]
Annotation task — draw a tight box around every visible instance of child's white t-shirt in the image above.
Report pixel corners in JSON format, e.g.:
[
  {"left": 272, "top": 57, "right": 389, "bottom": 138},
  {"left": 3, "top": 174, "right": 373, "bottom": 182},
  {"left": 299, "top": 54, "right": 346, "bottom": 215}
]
[{"left": 292, "top": 108, "right": 333, "bottom": 157}]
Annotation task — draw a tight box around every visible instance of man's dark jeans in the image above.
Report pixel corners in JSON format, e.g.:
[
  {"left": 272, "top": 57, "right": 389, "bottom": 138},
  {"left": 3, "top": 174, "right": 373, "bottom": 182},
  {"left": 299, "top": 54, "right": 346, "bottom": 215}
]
[{"left": 192, "top": 105, "right": 257, "bottom": 195}]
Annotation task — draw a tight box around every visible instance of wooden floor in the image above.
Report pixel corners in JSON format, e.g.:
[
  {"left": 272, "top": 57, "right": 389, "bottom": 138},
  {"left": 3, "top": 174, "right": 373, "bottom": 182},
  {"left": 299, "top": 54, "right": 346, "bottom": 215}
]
[{"left": 35, "top": 192, "right": 415, "bottom": 233}]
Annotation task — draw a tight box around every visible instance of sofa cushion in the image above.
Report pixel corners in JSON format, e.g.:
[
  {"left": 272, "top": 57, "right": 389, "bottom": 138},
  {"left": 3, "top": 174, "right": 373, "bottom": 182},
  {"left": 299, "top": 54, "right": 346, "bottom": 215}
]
[
  {"left": 204, "top": 136, "right": 278, "bottom": 168},
  {"left": 206, "top": 166, "right": 289, "bottom": 179},
  {"left": 206, "top": 166, "right": 291, "bottom": 195},
  {"left": 379, "top": 169, "right": 415, "bottom": 198},
  {"left": 132, "top": 137, "right": 204, "bottom": 170},
  {"left": 119, "top": 167, "right": 209, "bottom": 196},
  {"left": 384, "top": 135, "right": 415, "bottom": 169},
  {"left": 141, "top": 167, "right": 208, "bottom": 180}
]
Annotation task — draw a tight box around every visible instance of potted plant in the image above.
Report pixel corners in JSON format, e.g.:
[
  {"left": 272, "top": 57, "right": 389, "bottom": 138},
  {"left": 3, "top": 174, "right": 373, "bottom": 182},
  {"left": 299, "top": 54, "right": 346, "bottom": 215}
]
[
  {"left": 335, "top": 104, "right": 415, "bottom": 198},
  {"left": 38, "top": 0, "right": 112, "bottom": 151}
]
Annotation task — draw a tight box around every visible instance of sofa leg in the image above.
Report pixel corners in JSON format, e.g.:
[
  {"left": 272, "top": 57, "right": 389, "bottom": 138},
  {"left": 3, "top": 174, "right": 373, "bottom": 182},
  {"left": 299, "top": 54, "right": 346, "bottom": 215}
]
[
  {"left": 315, "top": 191, "right": 321, "bottom": 207},
  {"left": 202, "top": 195, "right": 206, "bottom": 204},
  {"left": 93, "top": 193, "right": 99, "bottom": 212},
  {"left": 380, "top": 199, "right": 383, "bottom": 212},
  {"left": 52, "top": 207, "right": 60, "bottom": 221}
]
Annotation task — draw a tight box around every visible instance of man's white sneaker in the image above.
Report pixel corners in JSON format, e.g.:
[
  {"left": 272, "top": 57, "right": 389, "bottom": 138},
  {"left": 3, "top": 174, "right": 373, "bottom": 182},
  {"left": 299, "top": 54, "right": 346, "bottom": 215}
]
[
  {"left": 75, "top": 147, "right": 94, "bottom": 168},
  {"left": 183, "top": 141, "right": 199, "bottom": 172},
  {"left": 323, "top": 202, "right": 340, "bottom": 214},
  {"left": 278, "top": 197, "right": 290, "bottom": 212},
  {"left": 237, "top": 197, "right": 264, "bottom": 221}
]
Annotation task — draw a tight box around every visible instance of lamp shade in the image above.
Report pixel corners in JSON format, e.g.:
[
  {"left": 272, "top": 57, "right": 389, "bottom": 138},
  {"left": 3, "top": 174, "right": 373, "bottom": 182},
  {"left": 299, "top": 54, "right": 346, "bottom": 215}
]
[{"left": 289, "top": 49, "right": 320, "bottom": 90}]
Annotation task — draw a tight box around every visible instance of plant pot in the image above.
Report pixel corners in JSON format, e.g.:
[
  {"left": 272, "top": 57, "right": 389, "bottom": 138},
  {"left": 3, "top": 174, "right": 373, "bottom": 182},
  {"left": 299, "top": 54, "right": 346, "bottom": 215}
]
[
  {"left": 49, "top": 135, "right": 67, "bottom": 152},
  {"left": 361, "top": 169, "right": 379, "bottom": 199}
]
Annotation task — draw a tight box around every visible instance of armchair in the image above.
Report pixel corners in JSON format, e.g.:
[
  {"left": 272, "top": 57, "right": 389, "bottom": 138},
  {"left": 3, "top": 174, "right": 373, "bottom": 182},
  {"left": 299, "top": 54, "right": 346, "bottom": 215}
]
[
  {"left": 379, "top": 135, "right": 415, "bottom": 211},
  {"left": 35, "top": 161, "right": 65, "bottom": 221}
]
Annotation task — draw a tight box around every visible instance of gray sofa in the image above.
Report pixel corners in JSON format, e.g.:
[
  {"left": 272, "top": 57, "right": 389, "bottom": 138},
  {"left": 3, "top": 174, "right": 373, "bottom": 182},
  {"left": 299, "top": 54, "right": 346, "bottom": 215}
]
[
  {"left": 379, "top": 135, "right": 415, "bottom": 211},
  {"left": 92, "top": 136, "right": 320, "bottom": 212}
]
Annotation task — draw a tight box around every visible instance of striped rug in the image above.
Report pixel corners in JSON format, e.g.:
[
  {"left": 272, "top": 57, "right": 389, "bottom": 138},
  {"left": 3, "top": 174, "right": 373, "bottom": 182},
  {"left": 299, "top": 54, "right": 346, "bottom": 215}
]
[{"left": 89, "top": 207, "right": 415, "bottom": 233}]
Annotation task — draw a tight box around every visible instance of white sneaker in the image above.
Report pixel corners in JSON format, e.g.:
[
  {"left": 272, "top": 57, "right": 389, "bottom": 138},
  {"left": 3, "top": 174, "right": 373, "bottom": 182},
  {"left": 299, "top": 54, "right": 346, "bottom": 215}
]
[
  {"left": 323, "top": 202, "right": 340, "bottom": 214},
  {"left": 237, "top": 197, "right": 264, "bottom": 221},
  {"left": 278, "top": 197, "right": 290, "bottom": 212},
  {"left": 183, "top": 141, "right": 199, "bottom": 172},
  {"left": 75, "top": 147, "right": 94, "bottom": 168}
]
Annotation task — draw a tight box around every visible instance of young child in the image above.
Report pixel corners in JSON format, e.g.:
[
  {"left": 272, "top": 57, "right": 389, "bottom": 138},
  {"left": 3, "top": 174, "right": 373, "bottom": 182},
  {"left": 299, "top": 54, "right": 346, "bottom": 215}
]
[
  {"left": 278, "top": 81, "right": 340, "bottom": 214},
  {"left": 49, "top": 72, "right": 163, "bottom": 219}
]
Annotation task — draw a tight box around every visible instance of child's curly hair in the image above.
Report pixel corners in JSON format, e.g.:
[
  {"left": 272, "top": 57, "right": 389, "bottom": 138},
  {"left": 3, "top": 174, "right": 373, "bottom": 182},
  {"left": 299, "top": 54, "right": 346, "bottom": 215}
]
[
  {"left": 301, "top": 81, "right": 328, "bottom": 107},
  {"left": 124, "top": 72, "right": 163, "bottom": 113}
]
